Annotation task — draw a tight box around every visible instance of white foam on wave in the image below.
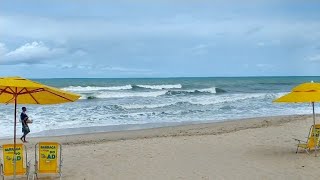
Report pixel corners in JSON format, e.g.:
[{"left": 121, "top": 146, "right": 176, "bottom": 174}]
[
  {"left": 96, "top": 91, "right": 167, "bottom": 99},
  {"left": 79, "top": 96, "right": 87, "bottom": 100},
  {"left": 198, "top": 87, "right": 217, "bottom": 93},
  {"left": 120, "top": 103, "right": 172, "bottom": 109},
  {"left": 136, "top": 84, "right": 182, "bottom": 90},
  {"left": 62, "top": 85, "right": 132, "bottom": 92},
  {"left": 188, "top": 92, "right": 288, "bottom": 105},
  {"left": 62, "top": 84, "right": 182, "bottom": 92},
  {"left": 178, "top": 87, "right": 217, "bottom": 94},
  {"left": 118, "top": 93, "right": 275, "bottom": 109},
  {"left": 106, "top": 92, "right": 287, "bottom": 110},
  {"left": 0, "top": 88, "right": 307, "bottom": 138}
]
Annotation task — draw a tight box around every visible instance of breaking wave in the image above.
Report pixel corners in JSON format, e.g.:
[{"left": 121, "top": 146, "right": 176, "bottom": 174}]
[
  {"left": 62, "top": 84, "right": 182, "bottom": 92},
  {"left": 62, "top": 85, "right": 132, "bottom": 92},
  {"left": 134, "top": 84, "right": 182, "bottom": 90},
  {"left": 165, "top": 87, "right": 226, "bottom": 96},
  {"left": 114, "top": 92, "right": 281, "bottom": 110}
]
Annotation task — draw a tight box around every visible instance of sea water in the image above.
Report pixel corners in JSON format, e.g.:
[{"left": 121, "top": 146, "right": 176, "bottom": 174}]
[{"left": 0, "top": 76, "right": 319, "bottom": 137}]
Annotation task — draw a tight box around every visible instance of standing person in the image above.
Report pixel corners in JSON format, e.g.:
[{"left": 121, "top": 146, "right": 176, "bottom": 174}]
[{"left": 20, "top": 107, "right": 30, "bottom": 143}]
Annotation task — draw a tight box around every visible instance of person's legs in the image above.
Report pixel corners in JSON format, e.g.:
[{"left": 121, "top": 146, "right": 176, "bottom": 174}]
[
  {"left": 24, "top": 132, "right": 29, "bottom": 142},
  {"left": 20, "top": 127, "right": 29, "bottom": 142},
  {"left": 20, "top": 135, "right": 25, "bottom": 142}
]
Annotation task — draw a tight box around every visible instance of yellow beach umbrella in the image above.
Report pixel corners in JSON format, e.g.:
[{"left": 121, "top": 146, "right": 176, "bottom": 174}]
[
  {"left": 0, "top": 76, "right": 80, "bottom": 177},
  {"left": 274, "top": 82, "right": 320, "bottom": 156}
]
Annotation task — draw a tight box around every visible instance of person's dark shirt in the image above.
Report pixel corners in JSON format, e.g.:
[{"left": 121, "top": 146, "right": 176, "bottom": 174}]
[{"left": 20, "top": 112, "right": 28, "bottom": 127}]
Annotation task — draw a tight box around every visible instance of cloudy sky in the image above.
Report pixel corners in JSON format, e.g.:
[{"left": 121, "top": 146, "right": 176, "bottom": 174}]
[{"left": 1, "top": 0, "right": 320, "bottom": 78}]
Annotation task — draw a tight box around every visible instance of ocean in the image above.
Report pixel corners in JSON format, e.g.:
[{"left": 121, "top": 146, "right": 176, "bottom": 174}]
[{"left": 0, "top": 76, "right": 319, "bottom": 137}]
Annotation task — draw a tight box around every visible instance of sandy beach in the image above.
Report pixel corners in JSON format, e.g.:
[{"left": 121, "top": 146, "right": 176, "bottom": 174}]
[{"left": 1, "top": 115, "right": 320, "bottom": 180}]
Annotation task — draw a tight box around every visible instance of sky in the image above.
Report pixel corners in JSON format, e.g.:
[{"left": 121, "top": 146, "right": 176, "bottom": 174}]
[{"left": 0, "top": 0, "right": 320, "bottom": 78}]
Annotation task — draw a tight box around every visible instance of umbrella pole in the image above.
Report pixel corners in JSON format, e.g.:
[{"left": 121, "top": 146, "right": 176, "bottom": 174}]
[
  {"left": 13, "top": 90, "right": 17, "bottom": 179},
  {"left": 313, "top": 102, "right": 317, "bottom": 157}
]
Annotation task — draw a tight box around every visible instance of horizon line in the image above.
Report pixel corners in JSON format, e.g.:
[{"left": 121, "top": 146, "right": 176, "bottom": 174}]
[{"left": 26, "top": 75, "right": 320, "bottom": 79}]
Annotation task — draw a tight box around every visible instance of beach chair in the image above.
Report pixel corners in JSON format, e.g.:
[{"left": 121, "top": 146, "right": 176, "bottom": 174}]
[
  {"left": 0, "top": 143, "right": 30, "bottom": 180},
  {"left": 294, "top": 124, "right": 320, "bottom": 154},
  {"left": 33, "top": 142, "right": 62, "bottom": 180}
]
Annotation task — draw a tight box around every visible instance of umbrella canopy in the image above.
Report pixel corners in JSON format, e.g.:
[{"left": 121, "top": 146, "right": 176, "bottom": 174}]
[
  {"left": 273, "top": 82, "right": 320, "bottom": 156},
  {"left": 274, "top": 82, "right": 320, "bottom": 103},
  {"left": 0, "top": 76, "right": 80, "bottom": 178},
  {"left": 0, "top": 76, "right": 80, "bottom": 104}
]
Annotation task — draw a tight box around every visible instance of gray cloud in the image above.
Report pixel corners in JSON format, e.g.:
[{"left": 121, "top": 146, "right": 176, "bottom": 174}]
[
  {"left": 1, "top": 0, "right": 320, "bottom": 78},
  {"left": 257, "top": 42, "right": 265, "bottom": 46},
  {"left": 0, "top": 43, "right": 8, "bottom": 56},
  {"left": 57, "top": 63, "right": 152, "bottom": 73},
  {"left": 245, "top": 26, "right": 263, "bottom": 35},
  {"left": 189, "top": 44, "right": 210, "bottom": 55},
  {"left": 256, "top": 63, "right": 274, "bottom": 69},
  {"left": 100, "top": 66, "right": 152, "bottom": 73},
  {"left": 2, "top": 15, "right": 319, "bottom": 42},
  {"left": 0, "top": 41, "right": 66, "bottom": 65},
  {"left": 307, "top": 54, "right": 320, "bottom": 62},
  {"left": 0, "top": 42, "right": 89, "bottom": 65}
]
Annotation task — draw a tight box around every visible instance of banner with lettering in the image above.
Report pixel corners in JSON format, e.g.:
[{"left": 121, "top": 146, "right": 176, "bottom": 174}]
[
  {"left": 2, "top": 144, "right": 25, "bottom": 175},
  {"left": 38, "top": 142, "right": 59, "bottom": 173}
]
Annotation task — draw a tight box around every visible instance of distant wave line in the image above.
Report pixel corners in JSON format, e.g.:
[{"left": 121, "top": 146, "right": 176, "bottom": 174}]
[
  {"left": 78, "top": 87, "right": 228, "bottom": 99},
  {"left": 62, "top": 84, "right": 183, "bottom": 92},
  {"left": 82, "top": 92, "right": 286, "bottom": 108}
]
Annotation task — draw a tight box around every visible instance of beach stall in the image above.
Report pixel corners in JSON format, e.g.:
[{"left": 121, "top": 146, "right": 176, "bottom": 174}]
[
  {"left": 274, "top": 82, "right": 320, "bottom": 156},
  {"left": 0, "top": 76, "right": 80, "bottom": 178}
]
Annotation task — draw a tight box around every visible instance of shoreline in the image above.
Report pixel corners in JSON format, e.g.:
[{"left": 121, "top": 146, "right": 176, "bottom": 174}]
[{"left": 0, "top": 114, "right": 311, "bottom": 144}]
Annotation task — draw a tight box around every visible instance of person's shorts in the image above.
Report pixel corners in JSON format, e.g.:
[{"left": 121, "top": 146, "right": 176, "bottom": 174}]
[{"left": 22, "top": 126, "right": 30, "bottom": 135}]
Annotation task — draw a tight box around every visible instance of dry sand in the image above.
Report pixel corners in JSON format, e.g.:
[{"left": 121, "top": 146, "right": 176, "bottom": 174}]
[{"left": 1, "top": 115, "right": 320, "bottom": 180}]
